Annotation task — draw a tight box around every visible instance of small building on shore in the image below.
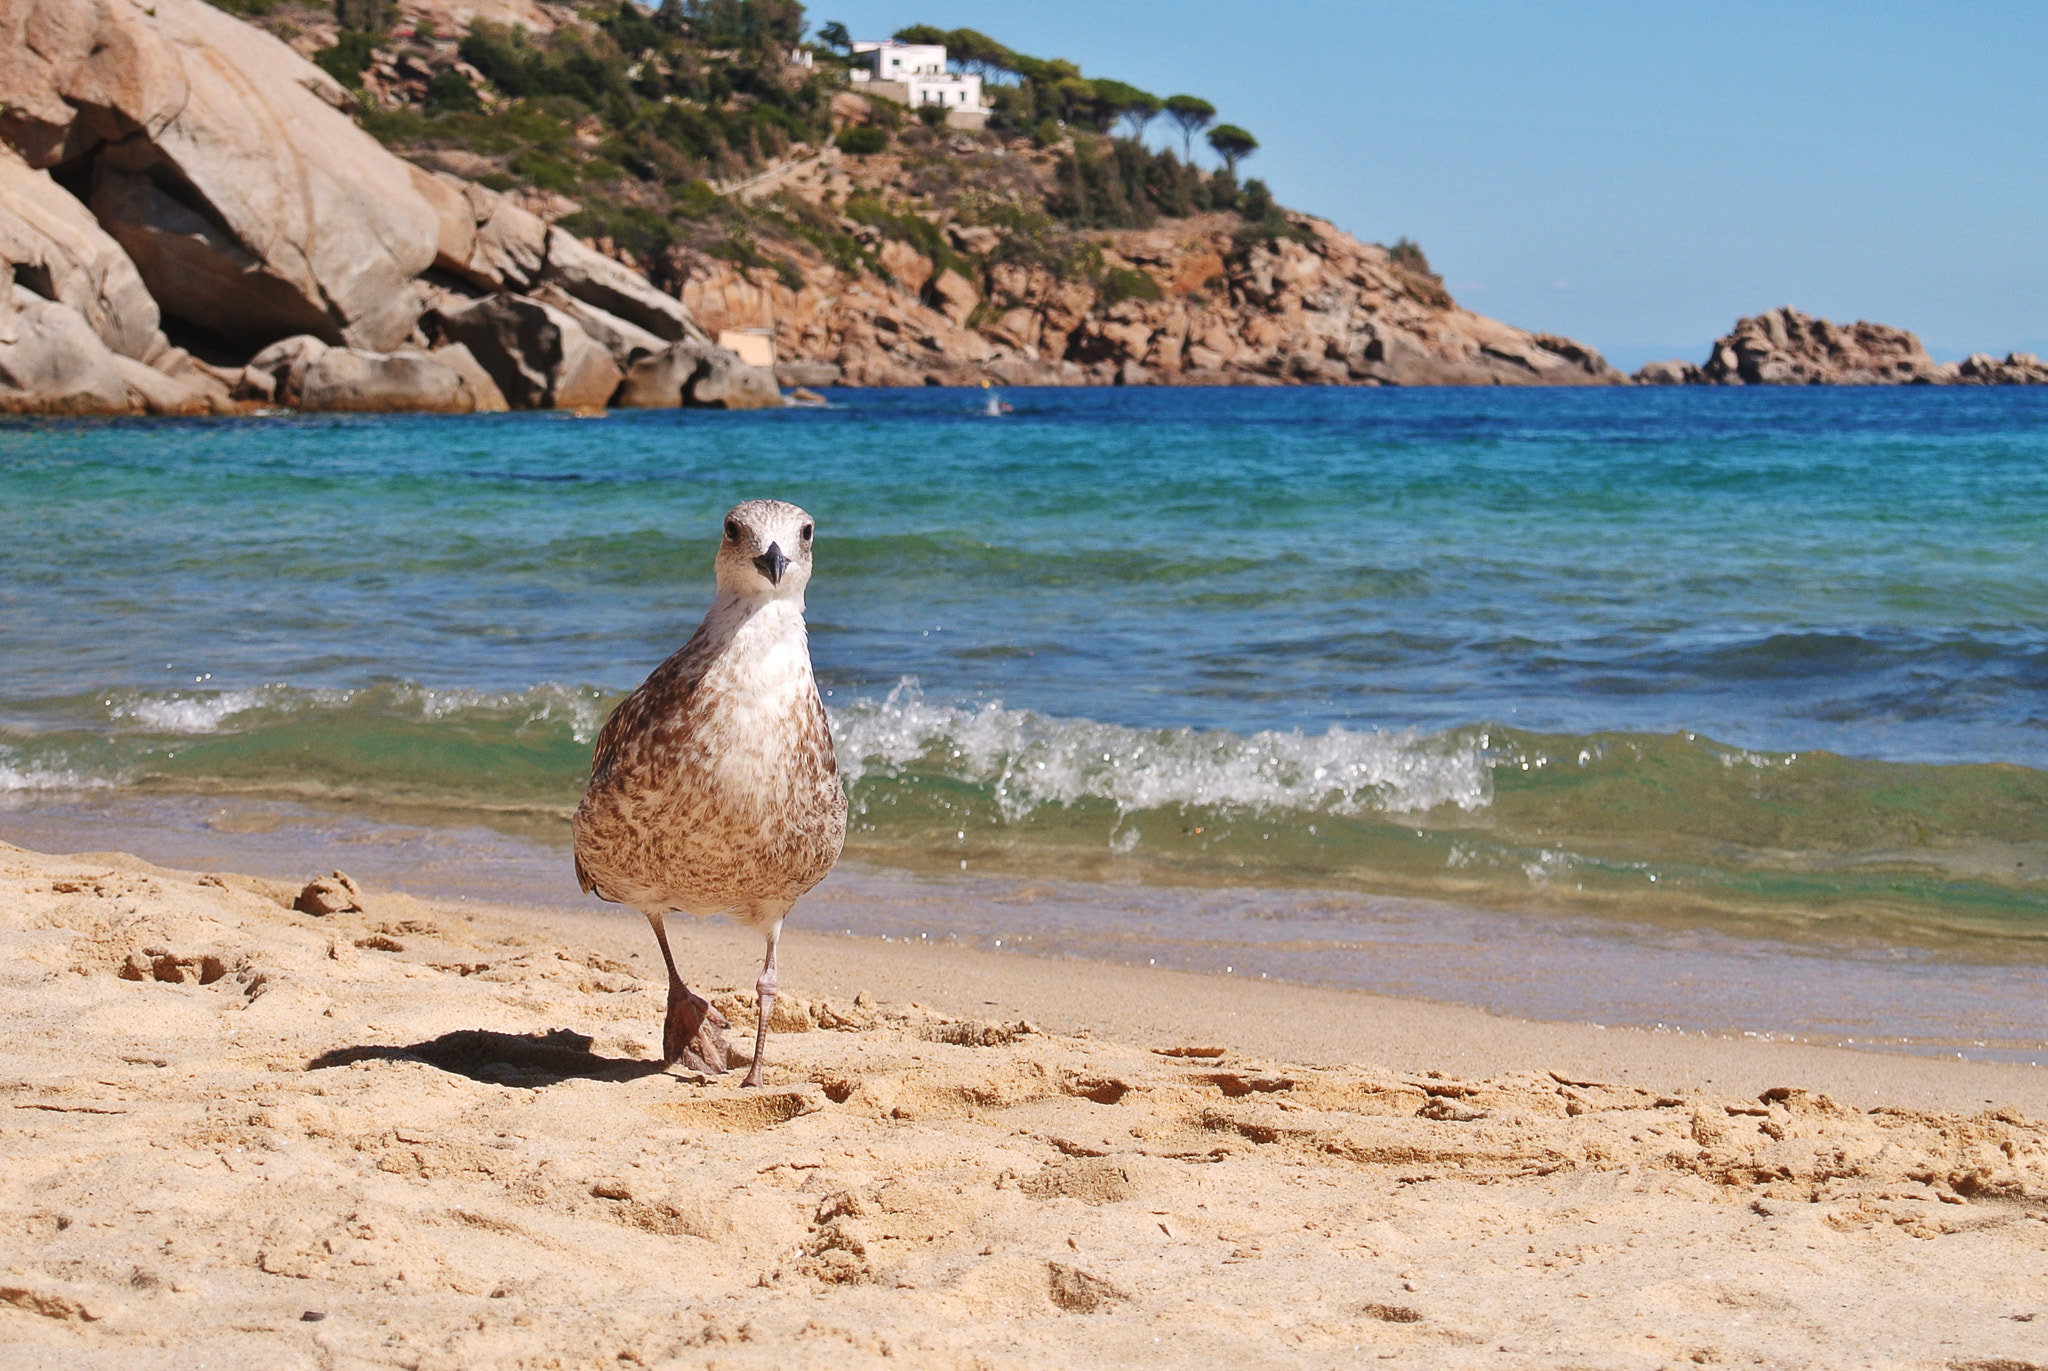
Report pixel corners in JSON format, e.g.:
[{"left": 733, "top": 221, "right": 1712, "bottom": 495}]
[
  {"left": 848, "top": 40, "right": 989, "bottom": 128},
  {"left": 717, "top": 328, "right": 777, "bottom": 370}
]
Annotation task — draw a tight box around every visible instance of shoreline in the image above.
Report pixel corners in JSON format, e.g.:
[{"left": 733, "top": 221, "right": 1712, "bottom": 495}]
[
  {"left": 3, "top": 837, "right": 2046, "bottom": 1367},
  {"left": 7, "top": 379, "right": 2048, "bottom": 424},
  {"left": 533, "top": 898, "right": 2048, "bottom": 1118},
  {"left": 7, "top": 792, "right": 2048, "bottom": 1069},
  {"left": 7, "top": 830, "right": 2047, "bottom": 1113}
]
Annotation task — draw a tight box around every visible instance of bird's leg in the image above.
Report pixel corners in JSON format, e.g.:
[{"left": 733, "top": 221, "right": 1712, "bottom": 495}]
[
  {"left": 741, "top": 924, "right": 781, "bottom": 1089},
  {"left": 644, "top": 911, "right": 727, "bottom": 1075}
]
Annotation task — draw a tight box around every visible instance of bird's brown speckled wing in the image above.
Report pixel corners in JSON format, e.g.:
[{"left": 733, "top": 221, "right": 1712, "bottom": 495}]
[
  {"left": 575, "top": 629, "right": 717, "bottom": 902},
  {"left": 587, "top": 629, "right": 712, "bottom": 792},
  {"left": 804, "top": 685, "right": 840, "bottom": 781},
  {"left": 794, "top": 683, "right": 849, "bottom": 874}
]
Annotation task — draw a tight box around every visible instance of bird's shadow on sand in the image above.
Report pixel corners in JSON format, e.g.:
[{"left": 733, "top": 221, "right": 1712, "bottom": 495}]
[{"left": 306, "top": 1028, "right": 669, "bottom": 1087}]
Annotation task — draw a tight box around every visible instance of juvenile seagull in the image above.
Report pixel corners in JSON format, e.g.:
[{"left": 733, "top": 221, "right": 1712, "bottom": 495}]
[{"left": 572, "top": 499, "right": 846, "bottom": 1088}]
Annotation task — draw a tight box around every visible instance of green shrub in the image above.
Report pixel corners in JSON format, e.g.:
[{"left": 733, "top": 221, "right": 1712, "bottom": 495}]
[
  {"left": 916, "top": 103, "right": 946, "bottom": 129},
  {"left": 557, "top": 201, "right": 673, "bottom": 263},
  {"left": 708, "top": 232, "right": 769, "bottom": 270},
  {"left": 313, "top": 31, "right": 378, "bottom": 88},
  {"left": 653, "top": 102, "right": 728, "bottom": 162},
  {"left": 1388, "top": 237, "right": 1435, "bottom": 278},
  {"left": 844, "top": 192, "right": 976, "bottom": 284},
  {"left": 1049, "top": 136, "right": 1139, "bottom": 227},
  {"left": 356, "top": 103, "right": 426, "bottom": 142},
  {"left": 1042, "top": 134, "right": 1215, "bottom": 230},
  {"left": 1100, "top": 265, "right": 1160, "bottom": 306},
  {"left": 424, "top": 68, "right": 481, "bottom": 113},
  {"left": 701, "top": 232, "right": 801, "bottom": 290},
  {"left": 669, "top": 180, "right": 723, "bottom": 219},
  {"left": 1230, "top": 217, "right": 1308, "bottom": 252},
  {"left": 511, "top": 149, "right": 579, "bottom": 191},
  {"left": 762, "top": 194, "right": 880, "bottom": 279},
  {"left": 1241, "top": 177, "right": 1274, "bottom": 221},
  {"left": 965, "top": 199, "right": 1104, "bottom": 283},
  {"left": 835, "top": 125, "right": 887, "bottom": 156},
  {"left": 333, "top": 0, "right": 392, "bottom": 31},
  {"left": 1205, "top": 166, "right": 1239, "bottom": 212},
  {"left": 1032, "top": 118, "right": 1061, "bottom": 147},
  {"left": 796, "top": 226, "right": 876, "bottom": 278}
]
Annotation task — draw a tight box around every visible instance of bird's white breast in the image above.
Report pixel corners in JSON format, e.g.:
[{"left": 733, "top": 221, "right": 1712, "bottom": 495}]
[{"left": 693, "top": 598, "right": 820, "bottom": 801}]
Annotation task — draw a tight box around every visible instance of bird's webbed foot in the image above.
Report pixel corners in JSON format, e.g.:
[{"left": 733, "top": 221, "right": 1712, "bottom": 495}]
[{"left": 663, "top": 982, "right": 729, "bottom": 1075}]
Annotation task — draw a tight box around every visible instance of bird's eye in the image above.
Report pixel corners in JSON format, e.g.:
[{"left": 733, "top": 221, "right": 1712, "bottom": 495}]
[
  {"left": 799, "top": 523, "right": 814, "bottom": 543},
  {"left": 724, "top": 519, "right": 741, "bottom": 542}
]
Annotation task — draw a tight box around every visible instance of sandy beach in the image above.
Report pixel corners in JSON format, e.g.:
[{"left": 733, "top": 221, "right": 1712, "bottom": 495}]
[{"left": 0, "top": 839, "right": 2043, "bottom": 1370}]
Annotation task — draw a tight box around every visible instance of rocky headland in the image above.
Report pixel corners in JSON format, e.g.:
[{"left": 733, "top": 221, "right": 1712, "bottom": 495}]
[
  {"left": 0, "top": 0, "right": 1630, "bottom": 416},
  {"left": 680, "top": 200, "right": 1629, "bottom": 390},
  {"left": 0, "top": 0, "right": 2036, "bottom": 416}
]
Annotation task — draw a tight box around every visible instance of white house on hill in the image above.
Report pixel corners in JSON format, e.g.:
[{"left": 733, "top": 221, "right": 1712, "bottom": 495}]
[{"left": 848, "top": 39, "right": 988, "bottom": 127}]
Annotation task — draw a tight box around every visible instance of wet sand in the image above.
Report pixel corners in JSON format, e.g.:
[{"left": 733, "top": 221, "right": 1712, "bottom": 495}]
[{"left": 3, "top": 839, "right": 2046, "bottom": 1369}]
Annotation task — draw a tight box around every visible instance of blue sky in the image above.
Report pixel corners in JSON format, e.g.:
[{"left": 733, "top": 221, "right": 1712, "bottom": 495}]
[{"left": 825, "top": 2, "right": 2047, "bottom": 369}]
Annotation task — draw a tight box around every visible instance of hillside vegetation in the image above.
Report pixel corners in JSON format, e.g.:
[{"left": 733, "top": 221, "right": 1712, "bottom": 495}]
[{"left": 219, "top": 0, "right": 1294, "bottom": 306}]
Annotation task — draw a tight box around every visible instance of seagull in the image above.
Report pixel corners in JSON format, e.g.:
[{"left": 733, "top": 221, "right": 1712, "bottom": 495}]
[{"left": 572, "top": 499, "right": 847, "bottom": 1088}]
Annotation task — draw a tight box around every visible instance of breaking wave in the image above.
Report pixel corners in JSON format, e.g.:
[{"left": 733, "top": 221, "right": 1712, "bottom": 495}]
[
  {"left": 832, "top": 679, "right": 1490, "bottom": 820},
  {"left": 4, "top": 676, "right": 2047, "bottom": 944}
]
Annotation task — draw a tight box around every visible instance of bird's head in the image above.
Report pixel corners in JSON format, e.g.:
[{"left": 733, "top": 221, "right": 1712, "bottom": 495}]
[{"left": 713, "top": 499, "right": 816, "bottom": 604}]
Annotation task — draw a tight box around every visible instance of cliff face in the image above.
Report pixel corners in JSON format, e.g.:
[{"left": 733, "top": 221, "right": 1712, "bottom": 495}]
[
  {"left": 1635, "top": 307, "right": 2047, "bottom": 386},
  {"left": 672, "top": 204, "right": 1626, "bottom": 389}
]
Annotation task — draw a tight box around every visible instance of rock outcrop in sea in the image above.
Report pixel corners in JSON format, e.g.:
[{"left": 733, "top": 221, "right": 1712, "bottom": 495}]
[{"left": 1633, "top": 307, "right": 2045, "bottom": 386}]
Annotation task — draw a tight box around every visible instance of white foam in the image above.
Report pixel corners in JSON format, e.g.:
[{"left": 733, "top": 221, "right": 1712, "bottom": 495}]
[
  {"left": 830, "top": 678, "right": 1492, "bottom": 820},
  {"left": 377, "top": 682, "right": 606, "bottom": 743},
  {"left": 0, "top": 758, "right": 109, "bottom": 793},
  {"left": 112, "top": 689, "right": 272, "bottom": 733},
  {"left": 102, "top": 681, "right": 611, "bottom": 744},
  {"left": 512, "top": 684, "right": 610, "bottom": 745}
]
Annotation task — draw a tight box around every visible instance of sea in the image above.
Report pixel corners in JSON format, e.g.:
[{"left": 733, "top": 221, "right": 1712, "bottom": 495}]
[{"left": 4, "top": 386, "right": 2046, "bottom": 1062}]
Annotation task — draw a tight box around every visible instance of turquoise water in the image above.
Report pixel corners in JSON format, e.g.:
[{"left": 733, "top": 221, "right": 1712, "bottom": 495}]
[{"left": 4, "top": 387, "right": 2048, "bottom": 1050}]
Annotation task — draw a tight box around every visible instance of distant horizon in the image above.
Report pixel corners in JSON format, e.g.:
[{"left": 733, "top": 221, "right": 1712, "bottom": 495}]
[{"left": 825, "top": 1, "right": 2046, "bottom": 368}]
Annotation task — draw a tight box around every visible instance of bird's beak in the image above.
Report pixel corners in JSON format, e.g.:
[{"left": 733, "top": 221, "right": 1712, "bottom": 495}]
[{"left": 753, "top": 542, "right": 789, "bottom": 586}]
